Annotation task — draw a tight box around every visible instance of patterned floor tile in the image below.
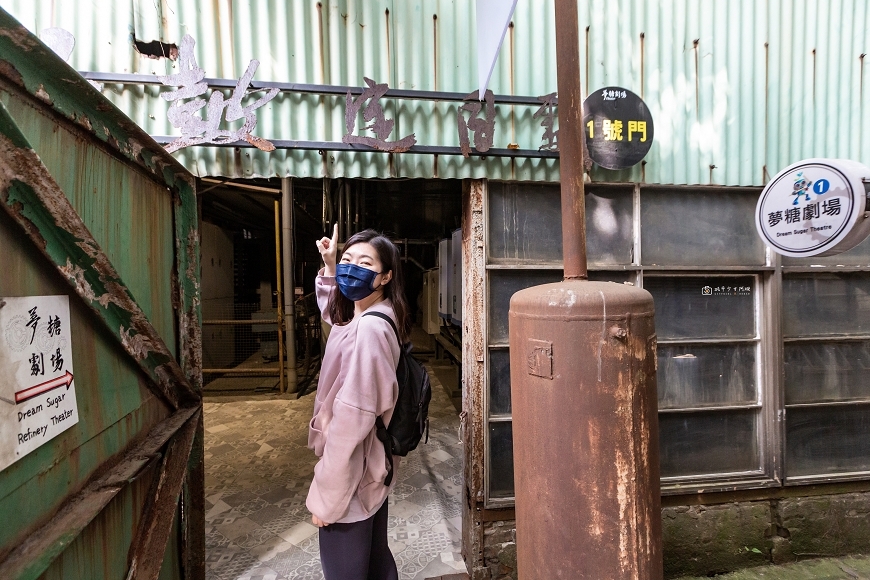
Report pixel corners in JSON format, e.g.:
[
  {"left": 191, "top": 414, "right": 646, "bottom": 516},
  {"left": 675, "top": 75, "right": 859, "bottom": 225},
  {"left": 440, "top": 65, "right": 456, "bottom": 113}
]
[
  {"left": 204, "top": 361, "right": 466, "bottom": 579},
  {"left": 277, "top": 521, "right": 319, "bottom": 545}
]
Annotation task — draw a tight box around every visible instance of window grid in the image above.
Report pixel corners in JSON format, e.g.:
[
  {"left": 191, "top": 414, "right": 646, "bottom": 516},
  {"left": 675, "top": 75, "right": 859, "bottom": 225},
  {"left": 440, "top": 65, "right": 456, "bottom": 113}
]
[{"left": 480, "top": 182, "right": 870, "bottom": 505}]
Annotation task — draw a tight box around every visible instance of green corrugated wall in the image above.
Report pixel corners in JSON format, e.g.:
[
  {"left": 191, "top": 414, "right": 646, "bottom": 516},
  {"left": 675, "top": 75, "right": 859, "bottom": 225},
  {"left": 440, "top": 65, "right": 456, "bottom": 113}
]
[{"left": 1, "top": 0, "right": 868, "bottom": 183}]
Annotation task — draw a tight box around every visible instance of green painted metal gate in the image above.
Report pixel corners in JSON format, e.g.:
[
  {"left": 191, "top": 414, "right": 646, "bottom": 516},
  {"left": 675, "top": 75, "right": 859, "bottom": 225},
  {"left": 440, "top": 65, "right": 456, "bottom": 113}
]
[{"left": 0, "top": 9, "right": 203, "bottom": 580}]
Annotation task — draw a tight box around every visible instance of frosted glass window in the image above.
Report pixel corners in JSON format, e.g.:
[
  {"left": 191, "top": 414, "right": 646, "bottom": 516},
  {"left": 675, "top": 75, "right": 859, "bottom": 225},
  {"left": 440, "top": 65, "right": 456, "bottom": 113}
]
[
  {"left": 784, "top": 342, "right": 870, "bottom": 404},
  {"left": 782, "top": 274, "right": 870, "bottom": 337},
  {"left": 489, "top": 348, "right": 512, "bottom": 416},
  {"left": 641, "top": 189, "right": 765, "bottom": 266},
  {"left": 645, "top": 277, "right": 756, "bottom": 340},
  {"left": 489, "top": 422, "right": 515, "bottom": 498},
  {"left": 657, "top": 344, "right": 757, "bottom": 409},
  {"left": 659, "top": 410, "right": 759, "bottom": 477},
  {"left": 588, "top": 271, "right": 633, "bottom": 284},
  {"left": 488, "top": 270, "right": 562, "bottom": 344},
  {"left": 585, "top": 188, "right": 634, "bottom": 265},
  {"left": 487, "top": 183, "right": 633, "bottom": 265},
  {"left": 786, "top": 405, "right": 870, "bottom": 477},
  {"left": 488, "top": 182, "right": 562, "bottom": 263}
]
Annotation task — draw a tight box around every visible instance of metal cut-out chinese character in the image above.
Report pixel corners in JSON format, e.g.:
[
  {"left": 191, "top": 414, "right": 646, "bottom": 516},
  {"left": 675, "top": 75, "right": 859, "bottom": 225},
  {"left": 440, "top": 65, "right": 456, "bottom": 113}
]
[
  {"left": 158, "top": 35, "right": 278, "bottom": 153},
  {"left": 458, "top": 90, "right": 496, "bottom": 158},
  {"left": 343, "top": 78, "right": 416, "bottom": 153},
  {"left": 534, "top": 92, "right": 559, "bottom": 152}
]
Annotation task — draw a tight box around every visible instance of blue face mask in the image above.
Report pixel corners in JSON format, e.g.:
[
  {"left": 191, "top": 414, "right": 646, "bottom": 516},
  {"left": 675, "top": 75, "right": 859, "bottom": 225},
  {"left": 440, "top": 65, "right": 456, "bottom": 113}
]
[{"left": 335, "top": 262, "right": 382, "bottom": 301}]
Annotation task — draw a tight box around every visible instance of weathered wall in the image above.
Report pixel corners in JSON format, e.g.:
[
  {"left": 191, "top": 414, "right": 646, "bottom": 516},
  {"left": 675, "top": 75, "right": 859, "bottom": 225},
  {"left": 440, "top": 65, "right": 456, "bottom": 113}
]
[{"left": 478, "top": 491, "right": 870, "bottom": 579}]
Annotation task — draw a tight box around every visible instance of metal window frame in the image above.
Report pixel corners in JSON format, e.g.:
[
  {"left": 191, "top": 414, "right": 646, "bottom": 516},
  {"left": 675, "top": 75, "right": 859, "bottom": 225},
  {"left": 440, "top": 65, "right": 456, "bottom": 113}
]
[
  {"left": 779, "top": 269, "right": 870, "bottom": 484},
  {"left": 476, "top": 180, "right": 870, "bottom": 507},
  {"left": 641, "top": 271, "right": 776, "bottom": 492}
]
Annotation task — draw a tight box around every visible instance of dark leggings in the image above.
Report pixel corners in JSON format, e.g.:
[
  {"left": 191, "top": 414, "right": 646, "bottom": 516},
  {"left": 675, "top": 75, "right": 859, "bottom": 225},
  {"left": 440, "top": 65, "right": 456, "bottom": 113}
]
[{"left": 318, "top": 500, "right": 398, "bottom": 580}]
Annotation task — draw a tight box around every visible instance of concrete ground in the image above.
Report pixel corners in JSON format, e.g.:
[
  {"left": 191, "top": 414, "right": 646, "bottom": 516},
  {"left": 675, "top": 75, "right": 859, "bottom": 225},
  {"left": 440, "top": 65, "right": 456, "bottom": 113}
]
[
  {"left": 674, "top": 555, "right": 870, "bottom": 579},
  {"left": 202, "top": 357, "right": 467, "bottom": 580}
]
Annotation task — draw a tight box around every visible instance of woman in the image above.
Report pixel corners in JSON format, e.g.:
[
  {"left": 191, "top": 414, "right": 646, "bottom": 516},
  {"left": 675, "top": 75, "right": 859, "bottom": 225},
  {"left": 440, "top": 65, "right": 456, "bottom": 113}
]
[{"left": 307, "top": 224, "right": 410, "bottom": 580}]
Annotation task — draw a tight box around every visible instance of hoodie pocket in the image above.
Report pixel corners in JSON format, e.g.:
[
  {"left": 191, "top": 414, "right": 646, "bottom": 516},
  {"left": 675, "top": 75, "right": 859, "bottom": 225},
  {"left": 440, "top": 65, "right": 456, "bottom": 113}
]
[{"left": 308, "top": 415, "right": 325, "bottom": 456}]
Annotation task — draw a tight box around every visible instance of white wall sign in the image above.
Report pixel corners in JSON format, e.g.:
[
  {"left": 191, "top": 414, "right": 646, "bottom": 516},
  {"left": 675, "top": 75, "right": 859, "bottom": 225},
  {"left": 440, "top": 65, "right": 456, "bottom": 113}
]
[
  {"left": 0, "top": 295, "right": 79, "bottom": 471},
  {"left": 755, "top": 158, "right": 870, "bottom": 257}
]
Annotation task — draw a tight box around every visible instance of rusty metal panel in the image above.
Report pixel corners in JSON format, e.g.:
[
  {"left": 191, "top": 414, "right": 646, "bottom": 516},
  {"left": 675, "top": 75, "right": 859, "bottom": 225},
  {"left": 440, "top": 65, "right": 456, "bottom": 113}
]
[
  {"left": 0, "top": 94, "right": 179, "bottom": 355},
  {"left": 2, "top": 0, "right": 868, "bottom": 182},
  {"left": 0, "top": 9, "right": 201, "bottom": 580},
  {"left": 461, "top": 178, "right": 488, "bottom": 579}
]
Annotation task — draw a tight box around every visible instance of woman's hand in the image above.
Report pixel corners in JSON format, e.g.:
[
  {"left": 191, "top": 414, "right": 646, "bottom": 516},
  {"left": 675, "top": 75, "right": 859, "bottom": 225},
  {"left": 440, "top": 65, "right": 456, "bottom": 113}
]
[
  {"left": 311, "top": 514, "right": 330, "bottom": 527},
  {"left": 316, "top": 223, "right": 339, "bottom": 277}
]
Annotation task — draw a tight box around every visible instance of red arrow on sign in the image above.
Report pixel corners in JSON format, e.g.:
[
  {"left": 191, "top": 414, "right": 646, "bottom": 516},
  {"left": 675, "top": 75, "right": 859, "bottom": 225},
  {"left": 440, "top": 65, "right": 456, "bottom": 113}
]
[{"left": 15, "top": 371, "right": 74, "bottom": 404}]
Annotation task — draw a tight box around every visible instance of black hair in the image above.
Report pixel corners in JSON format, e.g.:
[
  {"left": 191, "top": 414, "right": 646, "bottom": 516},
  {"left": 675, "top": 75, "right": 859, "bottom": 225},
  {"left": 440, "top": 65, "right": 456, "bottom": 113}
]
[{"left": 327, "top": 229, "right": 411, "bottom": 343}]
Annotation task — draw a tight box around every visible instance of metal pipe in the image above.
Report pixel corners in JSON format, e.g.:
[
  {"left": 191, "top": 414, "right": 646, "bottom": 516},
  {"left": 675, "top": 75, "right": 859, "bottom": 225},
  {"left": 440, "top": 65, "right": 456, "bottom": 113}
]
[
  {"left": 355, "top": 189, "right": 360, "bottom": 231},
  {"left": 338, "top": 180, "right": 345, "bottom": 242},
  {"left": 274, "top": 200, "right": 286, "bottom": 394},
  {"left": 282, "top": 178, "right": 299, "bottom": 393},
  {"left": 344, "top": 180, "right": 356, "bottom": 239},
  {"left": 148, "top": 137, "right": 560, "bottom": 159},
  {"left": 555, "top": 0, "right": 588, "bottom": 280},
  {"left": 201, "top": 319, "right": 276, "bottom": 325},
  {"left": 79, "top": 71, "right": 549, "bottom": 105},
  {"left": 323, "top": 178, "right": 331, "bottom": 231},
  {"left": 202, "top": 369, "right": 282, "bottom": 375}
]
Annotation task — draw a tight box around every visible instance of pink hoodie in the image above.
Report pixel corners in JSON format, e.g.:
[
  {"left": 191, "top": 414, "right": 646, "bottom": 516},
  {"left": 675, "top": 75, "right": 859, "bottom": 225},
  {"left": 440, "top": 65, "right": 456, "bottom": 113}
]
[{"left": 306, "top": 273, "right": 401, "bottom": 524}]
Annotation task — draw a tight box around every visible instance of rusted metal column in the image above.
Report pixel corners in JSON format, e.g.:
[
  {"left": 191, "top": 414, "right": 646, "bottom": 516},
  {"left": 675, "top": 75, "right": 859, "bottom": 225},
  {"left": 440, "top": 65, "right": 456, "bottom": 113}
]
[
  {"left": 282, "top": 178, "right": 299, "bottom": 393},
  {"left": 508, "top": 1, "right": 663, "bottom": 578},
  {"left": 274, "top": 200, "right": 286, "bottom": 394},
  {"left": 555, "top": 0, "right": 588, "bottom": 281},
  {"left": 510, "top": 285, "right": 662, "bottom": 579}
]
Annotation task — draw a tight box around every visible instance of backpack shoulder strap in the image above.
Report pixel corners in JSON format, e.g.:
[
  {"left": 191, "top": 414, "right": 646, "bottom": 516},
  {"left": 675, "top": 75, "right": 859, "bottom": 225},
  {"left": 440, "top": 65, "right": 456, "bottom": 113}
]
[
  {"left": 362, "top": 310, "right": 401, "bottom": 347},
  {"left": 364, "top": 310, "right": 400, "bottom": 487}
]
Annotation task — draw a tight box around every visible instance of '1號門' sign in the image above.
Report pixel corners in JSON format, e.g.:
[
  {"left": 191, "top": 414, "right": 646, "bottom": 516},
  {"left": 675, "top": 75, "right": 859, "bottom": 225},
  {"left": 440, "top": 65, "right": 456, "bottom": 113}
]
[
  {"left": 755, "top": 159, "right": 870, "bottom": 258},
  {"left": 583, "top": 87, "right": 654, "bottom": 170},
  {"left": 0, "top": 295, "right": 79, "bottom": 472}
]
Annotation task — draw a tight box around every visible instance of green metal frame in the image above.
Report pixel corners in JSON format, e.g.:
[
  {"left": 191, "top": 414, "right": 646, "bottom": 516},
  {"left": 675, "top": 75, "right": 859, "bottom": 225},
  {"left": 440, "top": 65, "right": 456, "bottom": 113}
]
[{"left": 0, "top": 8, "right": 204, "bottom": 580}]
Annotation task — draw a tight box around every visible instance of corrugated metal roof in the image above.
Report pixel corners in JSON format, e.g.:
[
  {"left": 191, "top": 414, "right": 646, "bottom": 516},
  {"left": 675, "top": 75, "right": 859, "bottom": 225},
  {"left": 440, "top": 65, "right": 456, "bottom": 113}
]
[{"left": 2, "top": 0, "right": 869, "bottom": 184}]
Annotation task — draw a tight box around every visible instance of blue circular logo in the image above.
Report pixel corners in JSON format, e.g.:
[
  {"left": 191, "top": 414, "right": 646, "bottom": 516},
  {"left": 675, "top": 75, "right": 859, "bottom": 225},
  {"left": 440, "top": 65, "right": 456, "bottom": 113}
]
[{"left": 813, "top": 179, "right": 830, "bottom": 194}]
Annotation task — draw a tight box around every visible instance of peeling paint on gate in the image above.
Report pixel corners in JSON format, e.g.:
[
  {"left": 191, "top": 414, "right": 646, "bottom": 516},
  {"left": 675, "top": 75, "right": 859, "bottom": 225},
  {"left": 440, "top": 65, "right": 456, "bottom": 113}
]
[
  {"left": 0, "top": 10, "right": 203, "bottom": 579},
  {"left": 0, "top": 105, "right": 198, "bottom": 409},
  {"left": 0, "top": 11, "right": 194, "bottom": 192}
]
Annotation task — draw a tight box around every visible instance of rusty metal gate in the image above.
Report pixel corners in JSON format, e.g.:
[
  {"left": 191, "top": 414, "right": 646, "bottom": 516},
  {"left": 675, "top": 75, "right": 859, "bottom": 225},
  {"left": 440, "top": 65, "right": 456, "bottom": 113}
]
[{"left": 0, "top": 10, "right": 203, "bottom": 580}]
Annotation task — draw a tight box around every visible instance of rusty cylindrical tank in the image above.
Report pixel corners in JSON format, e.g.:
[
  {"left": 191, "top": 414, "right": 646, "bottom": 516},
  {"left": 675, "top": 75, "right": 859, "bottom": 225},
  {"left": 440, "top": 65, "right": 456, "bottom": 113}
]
[{"left": 509, "top": 280, "right": 662, "bottom": 579}]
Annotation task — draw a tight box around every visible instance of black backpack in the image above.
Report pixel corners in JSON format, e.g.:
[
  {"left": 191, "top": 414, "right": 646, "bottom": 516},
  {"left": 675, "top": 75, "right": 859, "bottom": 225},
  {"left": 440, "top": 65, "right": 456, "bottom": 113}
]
[{"left": 363, "top": 311, "right": 431, "bottom": 486}]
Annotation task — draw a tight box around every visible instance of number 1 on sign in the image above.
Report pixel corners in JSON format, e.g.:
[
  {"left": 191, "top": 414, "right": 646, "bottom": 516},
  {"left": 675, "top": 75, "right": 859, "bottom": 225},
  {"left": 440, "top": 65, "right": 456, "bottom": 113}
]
[{"left": 586, "top": 120, "right": 594, "bottom": 138}]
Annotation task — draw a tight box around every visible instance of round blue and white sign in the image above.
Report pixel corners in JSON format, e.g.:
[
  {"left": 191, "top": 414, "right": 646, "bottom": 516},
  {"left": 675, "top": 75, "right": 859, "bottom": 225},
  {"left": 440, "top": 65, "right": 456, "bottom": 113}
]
[{"left": 755, "top": 158, "right": 870, "bottom": 257}]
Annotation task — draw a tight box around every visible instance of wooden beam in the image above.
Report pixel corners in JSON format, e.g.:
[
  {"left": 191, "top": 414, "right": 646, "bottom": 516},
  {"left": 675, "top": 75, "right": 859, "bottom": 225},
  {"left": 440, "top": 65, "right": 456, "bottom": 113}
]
[
  {"left": 181, "top": 415, "right": 206, "bottom": 580},
  {"left": 127, "top": 411, "right": 199, "bottom": 580},
  {"left": 0, "top": 407, "right": 200, "bottom": 580}
]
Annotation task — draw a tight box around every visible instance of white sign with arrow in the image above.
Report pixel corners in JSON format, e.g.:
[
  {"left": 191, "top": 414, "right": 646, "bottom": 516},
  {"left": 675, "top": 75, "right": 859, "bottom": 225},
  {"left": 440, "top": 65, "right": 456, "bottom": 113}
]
[{"left": 0, "top": 295, "right": 78, "bottom": 471}]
